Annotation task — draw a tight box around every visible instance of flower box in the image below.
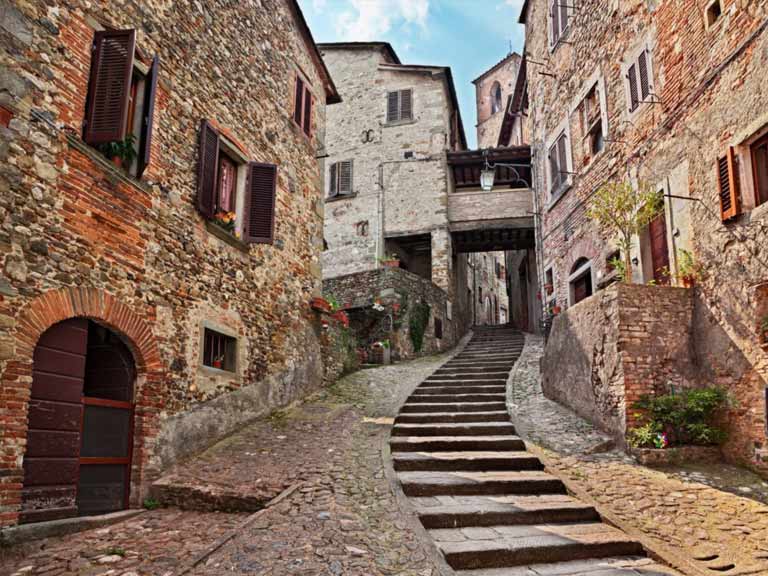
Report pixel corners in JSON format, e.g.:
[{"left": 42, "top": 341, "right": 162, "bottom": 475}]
[
  {"left": 630, "top": 445, "right": 721, "bottom": 467},
  {"left": 381, "top": 259, "right": 400, "bottom": 268},
  {"left": 310, "top": 297, "right": 332, "bottom": 313}
]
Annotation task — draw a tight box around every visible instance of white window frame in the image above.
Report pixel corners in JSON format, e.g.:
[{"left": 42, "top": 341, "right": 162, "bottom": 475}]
[
  {"left": 569, "top": 69, "right": 610, "bottom": 164},
  {"left": 567, "top": 259, "right": 594, "bottom": 307},
  {"left": 622, "top": 39, "right": 656, "bottom": 119},
  {"left": 549, "top": 0, "right": 571, "bottom": 49},
  {"left": 545, "top": 116, "right": 574, "bottom": 204}
]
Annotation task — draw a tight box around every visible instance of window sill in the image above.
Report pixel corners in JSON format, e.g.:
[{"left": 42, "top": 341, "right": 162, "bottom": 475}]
[
  {"left": 200, "top": 364, "right": 238, "bottom": 377},
  {"left": 546, "top": 182, "right": 572, "bottom": 211},
  {"left": 383, "top": 118, "right": 417, "bottom": 128},
  {"left": 749, "top": 201, "right": 768, "bottom": 223},
  {"left": 66, "top": 134, "right": 151, "bottom": 195},
  {"left": 326, "top": 193, "right": 357, "bottom": 203},
  {"left": 205, "top": 220, "right": 250, "bottom": 253}
]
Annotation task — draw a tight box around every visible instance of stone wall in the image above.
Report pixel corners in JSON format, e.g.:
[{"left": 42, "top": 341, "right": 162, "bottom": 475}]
[
  {"left": 0, "top": 0, "right": 335, "bottom": 526},
  {"left": 523, "top": 0, "right": 768, "bottom": 472},
  {"left": 542, "top": 284, "right": 694, "bottom": 443},
  {"left": 474, "top": 53, "right": 521, "bottom": 149}
]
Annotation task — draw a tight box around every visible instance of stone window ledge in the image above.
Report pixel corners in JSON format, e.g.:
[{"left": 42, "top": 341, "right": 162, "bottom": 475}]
[
  {"left": 66, "top": 133, "right": 152, "bottom": 196},
  {"left": 205, "top": 220, "right": 250, "bottom": 253},
  {"left": 326, "top": 193, "right": 358, "bottom": 203},
  {"left": 383, "top": 119, "right": 417, "bottom": 128}
]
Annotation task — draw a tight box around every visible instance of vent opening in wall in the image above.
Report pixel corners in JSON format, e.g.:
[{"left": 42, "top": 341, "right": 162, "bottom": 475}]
[
  {"left": 706, "top": 0, "right": 723, "bottom": 27},
  {"left": 404, "top": 151, "right": 414, "bottom": 159}
]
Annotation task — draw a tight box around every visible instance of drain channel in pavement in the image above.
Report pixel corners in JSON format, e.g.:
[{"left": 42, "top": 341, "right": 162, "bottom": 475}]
[{"left": 390, "top": 326, "right": 679, "bottom": 575}]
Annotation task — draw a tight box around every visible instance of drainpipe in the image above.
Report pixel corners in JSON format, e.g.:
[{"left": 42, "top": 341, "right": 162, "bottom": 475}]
[{"left": 530, "top": 147, "right": 547, "bottom": 334}]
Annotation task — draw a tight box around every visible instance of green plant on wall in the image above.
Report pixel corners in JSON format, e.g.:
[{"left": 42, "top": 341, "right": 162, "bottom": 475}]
[
  {"left": 586, "top": 180, "right": 663, "bottom": 284},
  {"left": 409, "top": 301, "right": 431, "bottom": 352}
]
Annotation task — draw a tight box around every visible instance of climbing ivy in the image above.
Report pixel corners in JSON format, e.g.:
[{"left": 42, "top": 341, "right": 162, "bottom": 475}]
[{"left": 409, "top": 301, "right": 431, "bottom": 352}]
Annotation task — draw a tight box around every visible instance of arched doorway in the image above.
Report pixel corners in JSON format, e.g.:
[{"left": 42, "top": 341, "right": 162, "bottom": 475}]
[{"left": 22, "top": 318, "right": 136, "bottom": 523}]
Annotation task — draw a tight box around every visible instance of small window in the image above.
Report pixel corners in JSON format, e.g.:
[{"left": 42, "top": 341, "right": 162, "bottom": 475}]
[
  {"left": 544, "top": 267, "right": 555, "bottom": 299},
  {"left": 548, "top": 132, "right": 570, "bottom": 195},
  {"left": 203, "top": 328, "right": 236, "bottom": 372},
  {"left": 329, "top": 160, "right": 353, "bottom": 197},
  {"left": 625, "top": 47, "right": 654, "bottom": 113},
  {"left": 293, "top": 74, "right": 314, "bottom": 137},
  {"left": 550, "top": 0, "right": 570, "bottom": 46},
  {"left": 569, "top": 258, "right": 593, "bottom": 305},
  {"left": 706, "top": 0, "right": 723, "bottom": 27},
  {"left": 581, "top": 85, "right": 604, "bottom": 156},
  {"left": 751, "top": 133, "right": 768, "bottom": 208},
  {"left": 404, "top": 150, "right": 414, "bottom": 159},
  {"left": 491, "top": 82, "right": 503, "bottom": 114},
  {"left": 434, "top": 317, "right": 443, "bottom": 340},
  {"left": 387, "top": 89, "right": 413, "bottom": 123}
]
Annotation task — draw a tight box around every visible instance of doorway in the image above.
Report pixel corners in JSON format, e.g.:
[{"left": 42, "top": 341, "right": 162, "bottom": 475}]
[
  {"left": 21, "top": 318, "right": 136, "bottom": 523},
  {"left": 648, "top": 212, "right": 671, "bottom": 284}
]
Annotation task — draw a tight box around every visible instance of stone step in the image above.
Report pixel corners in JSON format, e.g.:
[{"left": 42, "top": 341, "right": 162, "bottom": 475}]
[
  {"left": 392, "top": 451, "right": 542, "bottom": 472},
  {"left": 453, "top": 557, "right": 678, "bottom": 576},
  {"left": 434, "top": 366, "right": 513, "bottom": 375},
  {"left": 431, "top": 522, "right": 644, "bottom": 570},
  {"left": 426, "top": 372, "right": 510, "bottom": 381},
  {"left": 400, "top": 402, "right": 508, "bottom": 413},
  {"left": 462, "top": 345, "right": 523, "bottom": 351},
  {"left": 441, "top": 364, "right": 515, "bottom": 372},
  {"left": 397, "top": 471, "right": 565, "bottom": 497},
  {"left": 395, "top": 411, "right": 510, "bottom": 424},
  {"left": 391, "top": 422, "right": 516, "bottom": 437},
  {"left": 454, "top": 352, "right": 520, "bottom": 360},
  {"left": 415, "top": 386, "right": 507, "bottom": 396},
  {"left": 389, "top": 435, "right": 526, "bottom": 453},
  {"left": 408, "top": 393, "right": 507, "bottom": 403},
  {"left": 412, "top": 494, "right": 599, "bottom": 528},
  {"left": 420, "top": 379, "right": 507, "bottom": 388}
]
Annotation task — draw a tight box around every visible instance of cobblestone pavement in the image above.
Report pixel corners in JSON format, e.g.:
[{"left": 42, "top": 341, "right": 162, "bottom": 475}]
[
  {"left": 508, "top": 333, "right": 768, "bottom": 576},
  {"left": 3, "top": 345, "right": 465, "bottom": 576}
]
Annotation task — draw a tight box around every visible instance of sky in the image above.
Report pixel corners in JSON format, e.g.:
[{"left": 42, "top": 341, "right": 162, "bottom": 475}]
[{"left": 298, "top": 0, "right": 527, "bottom": 150}]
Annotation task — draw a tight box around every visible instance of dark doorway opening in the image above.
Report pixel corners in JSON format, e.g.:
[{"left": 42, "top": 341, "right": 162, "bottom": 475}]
[{"left": 22, "top": 319, "right": 136, "bottom": 524}]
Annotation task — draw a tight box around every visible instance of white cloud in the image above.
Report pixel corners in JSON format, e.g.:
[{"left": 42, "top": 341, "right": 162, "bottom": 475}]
[
  {"left": 312, "top": 0, "right": 327, "bottom": 10},
  {"left": 335, "top": 0, "right": 429, "bottom": 41}
]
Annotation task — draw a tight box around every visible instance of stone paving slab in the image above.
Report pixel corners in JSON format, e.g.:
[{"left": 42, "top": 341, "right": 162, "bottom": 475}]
[
  {"left": 398, "top": 470, "right": 565, "bottom": 497},
  {"left": 455, "top": 556, "right": 679, "bottom": 575}
]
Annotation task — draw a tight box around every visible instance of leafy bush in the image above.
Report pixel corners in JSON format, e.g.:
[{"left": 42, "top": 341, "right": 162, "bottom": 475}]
[
  {"left": 409, "top": 302, "right": 431, "bottom": 352},
  {"left": 628, "top": 387, "right": 729, "bottom": 448}
]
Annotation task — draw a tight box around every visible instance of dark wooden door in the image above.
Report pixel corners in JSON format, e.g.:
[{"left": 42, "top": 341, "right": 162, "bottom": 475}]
[
  {"left": 21, "top": 318, "right": 88, "bottom": 524},
  {"left": 572, "top": 273, "right": 593, "bottom": 304},
  {"left": 649, "top": 213, "right": 670, "bottom": 285}
]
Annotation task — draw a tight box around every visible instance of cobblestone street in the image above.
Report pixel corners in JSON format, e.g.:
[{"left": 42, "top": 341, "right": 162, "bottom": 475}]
[
  {"left": 508, "top": 334, "right": 768, "bottom": 576},
  {"left": 2, "top": 347, "right": 463, "bottom": 576}
]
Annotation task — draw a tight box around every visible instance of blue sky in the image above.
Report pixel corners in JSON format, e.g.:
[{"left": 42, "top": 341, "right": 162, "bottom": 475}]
[{"left": 299, "top": 0, "right": 527, "bottom": 149}]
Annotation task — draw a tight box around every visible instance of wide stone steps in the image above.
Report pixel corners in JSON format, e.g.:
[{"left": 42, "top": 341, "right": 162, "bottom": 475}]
[
  {"left": 392, "top": 451, "right": 543, "bottom": 472},
  {"left": 389, "top": 327, "right": 658, "bottom": 574},
  {"left": 411, "top": 494, "right": 599, "bottom": 528},
  {"left": 395, "top": 411, "right": 511, "bottom": 424},
  {"left": 397, "top": 471, "right": 566, "bottom": 497},
  {"left": 390, "top": 435, "right": 527, "bottom": 453},
  {"left": 391, "top": 422, "right": 516, "bottom": 437}
]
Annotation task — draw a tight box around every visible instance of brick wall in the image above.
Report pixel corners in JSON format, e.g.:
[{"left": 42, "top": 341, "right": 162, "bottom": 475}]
[
  {"left": 474, "top": 53, "right": 521, "bottom": 149},
  {"left": 0, "top": 0, "right": 334, "bottom": 526}
]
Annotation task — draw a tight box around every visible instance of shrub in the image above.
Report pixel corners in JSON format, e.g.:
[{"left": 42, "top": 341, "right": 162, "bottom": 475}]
[
  {"left": 409, "top": 302, "right": 431, "bottom": 352},
  {"left": 629, "top": 387, "right": 729, "bottom": 448}
]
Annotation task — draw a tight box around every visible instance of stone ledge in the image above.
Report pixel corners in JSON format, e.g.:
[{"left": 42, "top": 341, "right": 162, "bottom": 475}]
[
  {"left": 630, "top": 446, "right": 722, "bottom": 467},
  {"left": 0, "top": 509, "right": 144, "bottom": 546},
  {"left": 205, "top": 220, "right": 250, "bottom": 253}
]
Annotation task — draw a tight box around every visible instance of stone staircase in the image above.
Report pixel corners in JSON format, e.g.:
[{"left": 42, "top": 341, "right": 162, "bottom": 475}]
[{"left": 390, "top": 326, "right": 677, "bottom": 575}]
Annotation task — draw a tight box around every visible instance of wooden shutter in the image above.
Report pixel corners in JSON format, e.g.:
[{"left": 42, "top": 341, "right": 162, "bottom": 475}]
[
  {"left": 557, "top": 135, "right": 568, "bottom": 184},
  {"left": 400, "top": 90, "right": 413, "bottom": 120},
  {"left": 245, "top": 162, "right": 277, "bottom": 244},
  {"left": 196, "top": 120, "right": 219, "bottom": 219},
  {"left": 638, "top": 50, "right": 651, "bottom": 100},
  {"left": 549, "top": 144, "right": 559, "bottom": 190},
  {"left": 137, "top": 55, "right": 159, "bottom": 178},
  {"left": 294, "top": 76, "right": 304, "bottom": 125},
  {"left": 303, "top": 87, "right": 312, "bottom": 136},
  {"left": 329, "top": 163, "right": 338, "bottom": 197},
  {"left": 84, "top": 29, "right": 136, "bottom": 145},
  {"left": 338, "top": 160, "right": 353, "bottom": 194},
  {"left": 627, "top": 63, "right": 639, "bottom": 112},
  {"left": 717, "top": 147, "right": 740, "bottom": 221},
  {"left": 387, "top": 91, "right": 399, "bottom": 122}
]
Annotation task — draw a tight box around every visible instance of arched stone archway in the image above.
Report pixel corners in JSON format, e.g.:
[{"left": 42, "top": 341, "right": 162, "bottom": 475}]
[{"left": 0, "top": 288, "right": 163, "bottom": 527}]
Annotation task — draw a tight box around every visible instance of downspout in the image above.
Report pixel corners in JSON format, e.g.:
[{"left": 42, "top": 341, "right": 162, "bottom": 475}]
[{"left": 530, "top": 147, "right": 547, "bottom": 333}]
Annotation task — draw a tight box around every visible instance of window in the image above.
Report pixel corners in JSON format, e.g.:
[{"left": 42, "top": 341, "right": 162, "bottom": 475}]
[
  {"left": 625, "top": 46, "right": 654, "bottom": 113},
  {"left": 706, "top": 0, "right": 723, "bottom": 27},
  {"left": 329, "top": 160, "right": 353, "bottom": 198},
  {"left": 548, "top": 132, "right": 570, "bottom": 195},
  {"left": 197, "top": 120, "right": 277, "bottom": 244},
  {"left": 550, "top": 0, "right": 570, "bottom": 47},
  {"left": 544, "top": 267, "right": 555, "bottom": 299},
  {"left": 491, "top": 82, "right": 503, "bottom": 114},
  {"left": 293, "top": 74, "right": 314, "bottom": 137},
  {"left": 569, "top": 258, "right": 593, "bottom": 305},
  {"left": 434, "top": 317, "right": 443, "bottom": 340},
  {"left": 387, "top": 89, "right": 413, "bottom": 123},
  {"left": 751, "top": 133, "right": 768, "bottom": 208},
  {"left": 580, "top": 85, "right": 604, "bottom": 156},
  {"left": 83, "top": 29, "right": 159, "bottom": 178},
  {"left": 203, "top": 328, "right": 236, "bottom": 372},
  {"left": 716, "top": 146, "right": 741, "bottom": 221}
]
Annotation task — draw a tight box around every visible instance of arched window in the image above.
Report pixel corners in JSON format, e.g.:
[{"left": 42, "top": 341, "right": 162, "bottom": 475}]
[{"left": 491, "top": 82, "right": 503, "bottom": 114}]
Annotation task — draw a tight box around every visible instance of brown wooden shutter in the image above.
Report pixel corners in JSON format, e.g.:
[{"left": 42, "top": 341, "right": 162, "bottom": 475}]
[
  {"left": 627, "top": 64, "right": 639, "bottom": 112},
  {"left": 638, "top": 50, "right": 651, "bottom": 100},
  {"left": 339, "top": 160, "right": 353, "bottom": 194},
  {"left": 329, "top": 162, "right": 338, "bottom": 197},
  {"left": 387, "top": 91, "right": 399, "bottom": 122},
  {"left": 196, "top": 120, "right": 219, "bottom": 219},
  {"left": 137, "top": 55, "right": 159, "bottom": 178},
  {"left": 717, "top": 147, "right": 740, "bottom": 221},
  {"left": 303, "top": 87, "right": 312, "bottom": 136},
  {"left": 245, "top": 162, "right": 277, "bottom": 244},
  {"left": 400, "top": 90, "right": 413, "bottom": 120},
  {"left": 84, "top": 29, "right": 136, "bottom": 145},
  {"left": 294, "top": 76, "right": 304, "bottom": 125}
]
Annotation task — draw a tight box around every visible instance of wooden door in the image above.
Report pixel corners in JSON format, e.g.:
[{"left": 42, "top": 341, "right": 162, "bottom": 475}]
[
  {"left": 572, "top": 273, "right": 592, "bottom": 304},
  {"left": 21, "top": 318, "right": 88, "bottom": 524},
  {"left": 649, "top": 213, "right": 670, "bottom": 285}
]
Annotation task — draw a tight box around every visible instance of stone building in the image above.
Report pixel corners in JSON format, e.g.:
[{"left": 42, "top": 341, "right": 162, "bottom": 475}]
[
  {"left": 0, "top": 0, "right": 340, "bottom": 527},
  {"left": 473, "top": 52, "right": 521, "bottom": 150},
  {"left": 468, "top": 252, "right": 509, "bottom": 326},
  {"left": 319, "top": 42, "right": 473, "bottom": 355},
  {"left": 519, "top": 0, "right": 768, "bottom": 472}
]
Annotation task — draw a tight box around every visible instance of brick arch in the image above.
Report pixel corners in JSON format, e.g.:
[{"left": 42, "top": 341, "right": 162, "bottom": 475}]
[{"left": 0, "top": 287, "right": 163, "bottom": 527}]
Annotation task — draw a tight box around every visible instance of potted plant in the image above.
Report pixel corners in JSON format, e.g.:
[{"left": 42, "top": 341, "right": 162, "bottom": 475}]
[
  {"left": 212, "top": 354, "right": 224, "bottom": 369},
  {"left": 99, "top": 135, "right": 137, "bottom": 171},
  {"left": 676, "top": 249, "right": 702, "bottom": 288},
  {"left": 213, "top": 211, "right": 236, "bottom": 234},
  {"left": 551, "top": 304, "right": 562, "bottom": 315},
  {"left": 380, "top": 254, "right": 400, "bottom": 268},
  {"left": 331, "top": 309, "right": 349, "bottom": 327},
  {"left": 310, "top": 296, "right": 332, "bottom": 313}
]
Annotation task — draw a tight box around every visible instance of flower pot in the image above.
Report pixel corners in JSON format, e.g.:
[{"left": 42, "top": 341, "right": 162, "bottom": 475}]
[
  {"left": 552, "top": 305, "right": 562, "bottom": 315},
  {"left": 382, "top": 260, "right": 400, "bottom": 268},
  {"left": 331, "top": 310, "right": 349, "bottom": 327},
  {"left": 681, "top": 275, "right": 695, "bottom": 288},
  {"left": 213, "top": 360, "right": 222, "bottom": 369},
  {"left": 310, "top": 297, "right": 331, "bottom": 313},
  {"left": 111, "top": 156, "right": 122, "bottom": 168}
]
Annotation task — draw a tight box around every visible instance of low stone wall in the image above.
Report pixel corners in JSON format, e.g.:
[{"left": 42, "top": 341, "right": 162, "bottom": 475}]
[
  {"left": 323, "top": 267, "right": 457, "bottom": 360},
  {"left": 542, "top": 284, "right": 694, "bottom": 444}
]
